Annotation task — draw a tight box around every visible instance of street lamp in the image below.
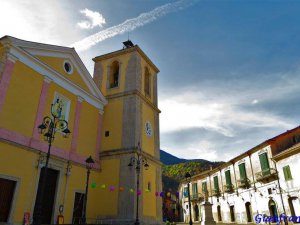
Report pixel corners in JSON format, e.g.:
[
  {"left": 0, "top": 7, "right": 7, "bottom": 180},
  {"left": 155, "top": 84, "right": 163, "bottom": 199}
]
[
  {"left": 33, "top": 102, "right": 71, "bottom": 225},
  {"left": 128, "top": 143, "right": 149, "bottom": 225},
  {"left": 82, "top": 156, "right": 95, "bottom": 224},
  {"left": 185, "top": 172, "right": 193, "bottom": 225}
]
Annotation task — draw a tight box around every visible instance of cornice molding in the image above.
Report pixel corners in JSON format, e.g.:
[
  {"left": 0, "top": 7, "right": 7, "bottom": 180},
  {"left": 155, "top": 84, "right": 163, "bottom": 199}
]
[{"left": 106, "top": 90, "right": 161, "bottom": 113}]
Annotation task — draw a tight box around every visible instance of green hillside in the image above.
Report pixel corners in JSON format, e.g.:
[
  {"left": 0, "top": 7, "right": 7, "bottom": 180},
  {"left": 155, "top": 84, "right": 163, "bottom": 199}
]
[{"left": 162, "top": 161, "right": 224, "bottom": 191}]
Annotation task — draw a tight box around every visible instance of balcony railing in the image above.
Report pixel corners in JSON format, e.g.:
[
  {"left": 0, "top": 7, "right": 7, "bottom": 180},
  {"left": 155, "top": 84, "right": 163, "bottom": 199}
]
[
  {"left": 212, "top": 188, "right": 221, "bottom": 197},
  {"left": 190, "top": 193, "right": 204, "bottom": 202},
  {"left": 223, "top": 184, "right": 234, "bottom": 193},
  {"left": 237, "top": 178, "right": 251, "bottom": 189},
  {"left": 255, "top": 168, "right": 278, "bottom": 183}
]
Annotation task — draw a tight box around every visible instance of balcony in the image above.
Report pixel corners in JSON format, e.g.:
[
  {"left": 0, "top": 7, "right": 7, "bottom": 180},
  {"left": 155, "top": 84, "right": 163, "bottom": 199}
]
[
  {"left": 190, "top": 193, "right": 204, "bottom": 202},
  {"left": 237, "top": 178, "right": 251, "bottom": 189},
  {"left": 223, "top": 184, "right": 235, "bottom": 193},
  {"left": 212, "top": 189, "right": 221, "bottom": 197},
  {"left": 255, "top": 168, "right": 278, "bottom": 183}
]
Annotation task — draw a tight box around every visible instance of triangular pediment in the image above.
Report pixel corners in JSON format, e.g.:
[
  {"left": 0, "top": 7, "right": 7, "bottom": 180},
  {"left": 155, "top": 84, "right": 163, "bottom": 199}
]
[{"left": 1, "top": 36, "right": 107, "bottom": 106}]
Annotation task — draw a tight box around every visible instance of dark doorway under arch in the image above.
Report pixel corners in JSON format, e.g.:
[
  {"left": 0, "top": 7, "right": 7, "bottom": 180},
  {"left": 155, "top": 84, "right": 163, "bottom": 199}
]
[
  {"left": 245, "top": 202, "right": 252, "bottom": 222},
  {"left": 194, "top": 204, "right": 199, "bottom": 221},
  {"left": 269, "top": 199, "right": 278, "bottom": 218},
  {"left": 288, "top": 197, "right": 297, "bottom": 217},
  {"left": 217, "top": 205, "right": 222, "bottom": 221},
  {"left": 230, "top": 205, "right": 235, "bottom": 222}
]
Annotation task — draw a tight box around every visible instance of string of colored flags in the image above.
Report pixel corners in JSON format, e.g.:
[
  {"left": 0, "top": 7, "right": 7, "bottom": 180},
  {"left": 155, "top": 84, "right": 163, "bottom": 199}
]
[{"left": 90, "top": 181, "right": 180, "bottom": 197}]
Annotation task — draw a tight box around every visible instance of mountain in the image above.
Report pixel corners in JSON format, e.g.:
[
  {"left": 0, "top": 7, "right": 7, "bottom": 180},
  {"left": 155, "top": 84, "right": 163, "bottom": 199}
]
[
  {"left": 160, "top": 150, "right": 187, "bottom": 165},
  {"left": 160, "top": 149, "right": 212, "bottom": 165},
  {"left": 160, "top": 150, "right": 224, "bottom": 191}
]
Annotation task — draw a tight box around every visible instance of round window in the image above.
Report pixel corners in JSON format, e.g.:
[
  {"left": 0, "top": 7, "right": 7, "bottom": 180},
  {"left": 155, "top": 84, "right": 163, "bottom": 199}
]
[{"left": 63, "top": 61, "right": 73, "bottom": 74}]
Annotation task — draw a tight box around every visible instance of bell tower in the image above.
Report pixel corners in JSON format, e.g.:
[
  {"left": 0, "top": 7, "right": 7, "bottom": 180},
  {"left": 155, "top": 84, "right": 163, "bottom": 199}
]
[{"left": 93, "top": 41, "right": 162, "bottom": 225}]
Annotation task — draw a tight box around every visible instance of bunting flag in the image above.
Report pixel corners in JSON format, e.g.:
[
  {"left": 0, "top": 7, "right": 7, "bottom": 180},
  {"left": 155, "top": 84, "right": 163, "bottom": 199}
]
[
  {"left": 109, "top": 186, "right": 115, "bottom": 192},
  {"left": 175, "top": 192, "right": 179, "bottom": 197},
  {"left": 91, "top": 181, "right": 97, "bottom": 189},
  {"left": 167, "top": 192, "right": 171, "bottom": 197},
  {"left": 91, "top": 182, "right": 164, "bottom": 198}
]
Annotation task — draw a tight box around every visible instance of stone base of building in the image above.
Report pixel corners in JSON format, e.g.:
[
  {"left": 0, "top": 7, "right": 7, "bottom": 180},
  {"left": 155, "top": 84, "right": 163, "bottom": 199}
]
[{"left": 200, "top": 201, "right": 216, "bottom": 225}]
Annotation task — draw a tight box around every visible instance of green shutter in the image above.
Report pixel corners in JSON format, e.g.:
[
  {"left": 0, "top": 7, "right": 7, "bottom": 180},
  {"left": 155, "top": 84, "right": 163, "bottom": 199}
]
[
  {"left": 213, "top": 176, "right": 219, "bottom": 191},
  {"left": 283, "top": 165, "right": 292, "bottom": 181},
  {"left": 238, "top": 163, "right": 247, "bottom": 181},
  {"left": 225, "top": 170, "right": 232, "bottom": 186},
  {"left": 202, "top": 182, "right": 207, "bottom": 192},
  {"left": 192, "top": 183, "right": 198, "bottom": 195},
  {"left": 259, "top": 153, "right": 270, "bottom": 176}
]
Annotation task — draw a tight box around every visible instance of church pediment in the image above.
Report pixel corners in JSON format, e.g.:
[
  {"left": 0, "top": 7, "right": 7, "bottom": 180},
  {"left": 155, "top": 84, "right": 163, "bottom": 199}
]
[{"left": 0, "top": 36, "right": 107, "bottom": 108}]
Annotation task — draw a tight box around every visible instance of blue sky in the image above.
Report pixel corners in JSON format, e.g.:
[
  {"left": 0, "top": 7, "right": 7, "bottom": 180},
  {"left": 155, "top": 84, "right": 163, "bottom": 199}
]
[{"left": 1, "top": 0, "right": 300, "bottom": 161}]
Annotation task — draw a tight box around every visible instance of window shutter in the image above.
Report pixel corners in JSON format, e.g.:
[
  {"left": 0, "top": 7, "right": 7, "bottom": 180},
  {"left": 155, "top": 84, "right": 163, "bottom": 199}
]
[
  {"left": 213, "top": 176, "right": 219, "bottom": 191},
  {"left": 283, "top": 166, "right": 288, "bottom": 180},
  {"left": 192, "top": 183, "right": 198, "bottom": 195},
  {"left": 287, "top": 166, "right": 292, "bottom": 180},
  {"left": 259, "top": 153, "right": 270, "bottom": 176},
  {"left": 225, "top": 170, "right": 232, "bottom": 186},
  {"left": 202, "top": 182, "right": 207, "bottom": 192},
  {"left": 283, "top": 165, "right": 292, "bottom": 181},
  {"left": 239, "top": 163, "right": 247, "bottom": 181}
]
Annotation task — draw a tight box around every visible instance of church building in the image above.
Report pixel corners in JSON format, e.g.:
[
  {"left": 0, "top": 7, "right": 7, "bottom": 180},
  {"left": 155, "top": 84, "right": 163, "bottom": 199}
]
[{"left": 0, "top": 36, "right": 162, "bottom": 225}]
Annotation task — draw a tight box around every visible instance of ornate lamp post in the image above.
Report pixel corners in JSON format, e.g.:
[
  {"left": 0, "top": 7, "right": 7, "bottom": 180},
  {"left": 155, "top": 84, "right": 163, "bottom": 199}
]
[
  {"left": 82, "top": 156, "right": 95, "bottom": 224},
  {"left": 185, "top": 172, "right": 193, "bottom": 225},
  {"left": 128, "top": 144, "right": 149, "bottom": 225},
  {"left": 34, "top": 102, "right": 71, "bottom": 225}
]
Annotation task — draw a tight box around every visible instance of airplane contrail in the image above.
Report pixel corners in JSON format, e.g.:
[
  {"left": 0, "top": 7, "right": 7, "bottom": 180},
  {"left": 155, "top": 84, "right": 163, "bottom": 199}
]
[{"left": 72, "top": 0, "right": 198, "bottom": 51}]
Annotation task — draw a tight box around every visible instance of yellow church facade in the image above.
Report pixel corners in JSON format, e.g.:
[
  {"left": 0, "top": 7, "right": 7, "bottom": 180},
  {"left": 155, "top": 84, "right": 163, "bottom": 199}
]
[{"left": 0, "top": 36, "right": 162, "bottom": 225}]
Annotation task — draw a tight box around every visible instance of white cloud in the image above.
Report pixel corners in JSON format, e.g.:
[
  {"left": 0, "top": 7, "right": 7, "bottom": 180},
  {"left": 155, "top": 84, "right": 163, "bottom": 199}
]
[
  {"left": 159, "top": 90, "right": 293, "bottom": 138},
  {"left": 252, "top": 99, "right": 258, "bottom": 104},
  {"left": 162, "top": 139, "right": 219, "bottom": 160},
  {"left": 72, "top": 0, "right": 198, "bottom": 51},
  {"left": 0, "top": 0, "right": 81, "bottom": 45},
  {"left": 78, "top": 8, "right": 106, "bottom": 29}
]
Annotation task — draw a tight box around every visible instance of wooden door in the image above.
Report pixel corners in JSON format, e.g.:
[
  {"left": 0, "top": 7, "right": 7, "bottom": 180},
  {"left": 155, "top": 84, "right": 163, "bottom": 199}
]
[
  {"left": 72, "top": 192, "right": 85, "bottom": 224},
  {"left": 0, "top": 178, "right": 16, "bottom": 222},
  {"left": 33, "top": 168, "right": 59, "bottom": 224}
]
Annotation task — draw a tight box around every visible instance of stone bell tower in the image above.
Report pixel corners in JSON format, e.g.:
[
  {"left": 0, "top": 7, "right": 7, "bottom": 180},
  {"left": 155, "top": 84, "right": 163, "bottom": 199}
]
[{"left": 93, "top": 40, "right": 162, "bottom": 225}]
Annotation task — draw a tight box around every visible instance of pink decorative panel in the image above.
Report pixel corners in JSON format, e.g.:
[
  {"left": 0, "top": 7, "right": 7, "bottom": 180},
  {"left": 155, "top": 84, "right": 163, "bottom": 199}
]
[
  {"left": 0, "top": 59, "right": 15, "bottom": 112},
  {"left": 32, "top": 79, "right": 50, "bottom": 139}
]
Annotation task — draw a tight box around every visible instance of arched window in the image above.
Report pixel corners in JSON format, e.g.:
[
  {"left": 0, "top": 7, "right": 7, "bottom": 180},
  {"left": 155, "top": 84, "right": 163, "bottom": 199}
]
[
  {"left": 144, "top": 67, "right": 151, "bottom": 97},
  {"left": 109, "top": 61, "right": 119, "bottom": 88}
]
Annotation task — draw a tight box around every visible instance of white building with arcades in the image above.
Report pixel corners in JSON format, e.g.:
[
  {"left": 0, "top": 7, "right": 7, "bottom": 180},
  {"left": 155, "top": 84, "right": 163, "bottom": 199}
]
[{"left": 179, "top": 126, "right": 300, "bottom": 224}]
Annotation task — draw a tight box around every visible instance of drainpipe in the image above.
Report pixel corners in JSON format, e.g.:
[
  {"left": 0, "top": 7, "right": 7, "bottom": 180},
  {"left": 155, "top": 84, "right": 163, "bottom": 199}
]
[{"left": 271, "top": 158, "right": 287, "bottom": 225}]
